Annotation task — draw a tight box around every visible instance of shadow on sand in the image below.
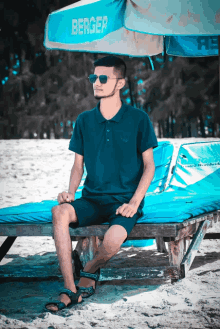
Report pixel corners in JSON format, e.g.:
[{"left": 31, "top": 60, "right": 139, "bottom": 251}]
[{"left": 1, "top": 247, "right": 220, "bottom": 321}]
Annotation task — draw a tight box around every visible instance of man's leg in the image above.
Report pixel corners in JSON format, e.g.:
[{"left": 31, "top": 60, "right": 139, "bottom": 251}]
[
  {"left": 46, "top": 203, "right": 82, "bottom": 311},
  {"left": 78, "top": 225, "right": 127, "bottom": 291}
]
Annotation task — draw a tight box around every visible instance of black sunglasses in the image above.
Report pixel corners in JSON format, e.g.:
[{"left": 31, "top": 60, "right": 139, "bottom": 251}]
[{"left": 88, "top": 74, "right": 123, "bottom": 84}]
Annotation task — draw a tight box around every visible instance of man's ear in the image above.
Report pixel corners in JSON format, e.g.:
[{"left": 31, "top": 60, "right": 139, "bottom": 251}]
[{"left": 118, "top": 78, "right": 126, "bottom": 90}]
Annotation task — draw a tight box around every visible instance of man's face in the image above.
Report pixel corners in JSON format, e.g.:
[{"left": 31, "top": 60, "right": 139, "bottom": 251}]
[{"left": 92, "top": 66, "right": 122, "bottom": 100}]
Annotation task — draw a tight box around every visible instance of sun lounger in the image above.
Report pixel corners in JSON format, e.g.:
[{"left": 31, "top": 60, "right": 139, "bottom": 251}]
[
  {"left": 0, "top": 141, "right": 219, "bottom": 283},
  {"left": 0, "top": 141, "right": 174, "bottom": 260}
]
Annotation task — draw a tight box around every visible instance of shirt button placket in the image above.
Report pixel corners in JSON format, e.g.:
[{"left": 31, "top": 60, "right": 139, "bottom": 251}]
[{"left": 106, "top": 122, "right": 110, "bottom": 143}]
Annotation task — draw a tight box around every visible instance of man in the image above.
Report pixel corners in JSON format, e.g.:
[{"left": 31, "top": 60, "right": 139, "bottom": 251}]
[{"left": 45, "top": 55, "right": 158, "bottom": 312}]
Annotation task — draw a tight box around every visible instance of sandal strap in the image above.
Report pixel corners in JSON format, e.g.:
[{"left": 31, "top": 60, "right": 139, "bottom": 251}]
[
  {"left": 80, "top": 270, "right": 100, "bottom": 281},
  {"left": 77, "top": 286, "right": 94, "bottom": 294},
  {"left": 59, "top": 288, "right": 81, "bottom": 302},
  {"left": 77, "top": 286, "right": 95, "bottom": 298}
]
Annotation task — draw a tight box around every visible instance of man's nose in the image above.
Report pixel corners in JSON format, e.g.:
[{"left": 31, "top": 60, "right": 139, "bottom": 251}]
[{"left": 94, "top": 77, "right": 102, "bottom": 87}]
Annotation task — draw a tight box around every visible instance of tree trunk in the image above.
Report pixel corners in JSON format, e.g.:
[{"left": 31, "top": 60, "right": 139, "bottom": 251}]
[
  {"left": 63, "top": 121, "right": 69, "bottom": 139},
  {"left": 10, "top": 124, "right": 18, "bottom": 139},
  {"left": 3, "top": 124, "right": 8, "bottom": 139},
  {"left": 9, "top": 113, "right": 19, "bottom": 139},
  {"left": 171, "top": 112, "right": 175, "bottom": 138},
  {"left": 182, "top": 118, "right": 188, "bottom": 137},
  {"left": 187, "top": 118, "right": 191, "bottom": 137},
  {"left": 39, "top": 122, "right": 44, "bottom": 139},
  {"left": 52, "top": 120, "right": 59, "bottom": 139},
  {"left": 161, "top": 120, "right": 165, "bottom": 138},
  {"left": 198, "top": 114, "right": 206, "bottom": 137},
  {"left": 215, "top": 123, "right": 220, "bottom": 137},
  {"left": 158, "top": 121, "right": 162, "bottom": 138},
  {"left": 190, "top": 118, "right": 198, "bottom": 137},
  {"left": 211, "top": 120, "right": 215, "bottom": 137},
  {"left": 46, "top": 123, "right": 51, "bottom": 139},
  {"left": 166, "top": 116, "right": 170, "bottom": 137}
]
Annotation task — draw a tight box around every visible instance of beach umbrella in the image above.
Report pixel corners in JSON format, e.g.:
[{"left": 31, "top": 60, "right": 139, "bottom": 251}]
[
  {"left": 124, "top": 0, "right": 220, "bottom": 130},
  {"left": 124, "top": 1, "right": 220, "bottom": 57},
  {"left": 125, "top": 1, "right": 220, "bottom": 36},
  {"left": 44, "top": 0, "right": 220, "bottom": 111},
  {"left": 44, "top": 0, "right": 163, "bottom": 57},
  {"left": 44, "top": 0, "right": 220, "bottom": 57}
]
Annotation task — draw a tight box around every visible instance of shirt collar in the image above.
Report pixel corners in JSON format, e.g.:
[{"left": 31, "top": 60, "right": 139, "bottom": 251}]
[{"left": 96, "top": 100, "right": 126, "bottom": 124}]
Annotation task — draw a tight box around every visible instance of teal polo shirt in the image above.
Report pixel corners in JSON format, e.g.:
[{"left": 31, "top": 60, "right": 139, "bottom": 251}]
[{"left": 69, "top": 100, "right": 158, "bottom": 209}]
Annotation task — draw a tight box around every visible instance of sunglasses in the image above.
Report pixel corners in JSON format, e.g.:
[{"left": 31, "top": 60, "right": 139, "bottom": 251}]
[{"left": 88, "top": 74, "right": 123, "bottom": 84}]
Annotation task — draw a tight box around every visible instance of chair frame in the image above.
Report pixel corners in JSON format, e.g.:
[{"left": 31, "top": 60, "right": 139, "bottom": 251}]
[{"left": 0, "top": 210, "right": 219, "bottom": 283}]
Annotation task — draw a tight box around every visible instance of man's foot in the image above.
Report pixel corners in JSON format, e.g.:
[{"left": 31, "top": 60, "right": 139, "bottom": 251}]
[
  {"left": 77, "top": 277, "right": 96, "bottom": 297},
  {"left": 45, "top": 289, "right": 82, "bottom": 312},
  {"left": 77, "top": 269, "right": 100, "bottom": 298}
]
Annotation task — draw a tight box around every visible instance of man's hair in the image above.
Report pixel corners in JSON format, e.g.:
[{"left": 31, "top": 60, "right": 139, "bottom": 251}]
[{"left": 93, "top": 55, "right": 126, "bottom": 78}]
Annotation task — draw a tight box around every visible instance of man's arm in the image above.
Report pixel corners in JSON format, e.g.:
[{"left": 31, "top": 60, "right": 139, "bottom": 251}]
[
  {"left": 68, "top": 153, "right": 84, "bottom": 194},
  {"left": 129, "top": 147, "right": 155, "bottom": 207},
  {"left": 116, "top": 147, "right": 155, "bottom": 217}
]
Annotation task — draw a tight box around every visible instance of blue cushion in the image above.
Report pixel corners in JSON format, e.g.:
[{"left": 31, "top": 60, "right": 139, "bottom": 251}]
[{"left": 0, "top": 142, "right": 219, "bottom": 225}]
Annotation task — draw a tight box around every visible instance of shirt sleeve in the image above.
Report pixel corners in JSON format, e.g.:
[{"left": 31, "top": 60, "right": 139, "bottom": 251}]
[
  {"left": 137, "top": 112, "right": 158, "bottom": 154},
  {"left": 68, "top": 116, "right": 84, "bottom": 155}
]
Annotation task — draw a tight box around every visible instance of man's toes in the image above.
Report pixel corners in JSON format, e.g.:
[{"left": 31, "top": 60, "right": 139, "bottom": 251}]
[
  {"left": 46, "top": 304, "right": 58, "bottom": 312},
  {"left": 45, "top": 293, "right": 72, "bottom": 312}
]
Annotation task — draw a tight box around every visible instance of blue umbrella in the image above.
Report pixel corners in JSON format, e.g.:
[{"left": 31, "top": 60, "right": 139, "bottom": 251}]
[
  {"left": 123, "top": 0, "right": 220, "bottom": 136},
  {"left": 44, "top": 0, "right": 220, "bottom": 60},
  {"left": 166, "top": 35, "right": 219, "bottom": 57},
  {"left": 124, "top": 1, "right": 220, "bottom": 57},
  {"left": 125, "top": 0, "right": 220, "bottom": 36},
  {"left": 44, "top": 0, "right": 163, "bottom": 57}
]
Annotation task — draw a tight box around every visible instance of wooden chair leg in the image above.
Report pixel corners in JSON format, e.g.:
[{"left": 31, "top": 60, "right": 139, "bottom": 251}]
[
  {"left": 184, "top": 236, "right": 191, "bottom": 253},
  {"left": 0, "top": 237, "right": 17, "bottom": 262},
  {"left": 167, "top": 238, "right": 184, "bottom": 283},
  {"left": 156, "top": 237, "right": 168, "bottom": 253},
  {"left": 181, "top": 220, "right": 211, "bottom": 279}
]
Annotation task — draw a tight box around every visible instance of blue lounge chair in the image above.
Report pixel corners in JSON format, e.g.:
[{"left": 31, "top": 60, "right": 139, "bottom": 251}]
[{"left": 0, "top": 141, "right": 219, "bottom": 283}]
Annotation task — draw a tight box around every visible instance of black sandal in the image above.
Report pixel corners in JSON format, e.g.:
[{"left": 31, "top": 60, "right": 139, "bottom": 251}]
[
  {"left": 44, "top": 287, "right": 83, "bottom": 313},
  {"left": 77, "top": 269, "right": 100, "bottom": 298}
]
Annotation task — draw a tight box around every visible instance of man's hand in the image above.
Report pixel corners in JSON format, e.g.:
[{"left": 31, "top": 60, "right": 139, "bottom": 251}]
[
  {"left": 57, "top": 191, "right": 75, "bottom": 204},
  {"left": 116, "top": 202, "right": 139, "bottom": 218}
]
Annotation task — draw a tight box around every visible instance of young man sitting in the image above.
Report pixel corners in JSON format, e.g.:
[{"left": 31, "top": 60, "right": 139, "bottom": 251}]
[{"left": 45, "top": 55, "right": 158, "bottom": 312}]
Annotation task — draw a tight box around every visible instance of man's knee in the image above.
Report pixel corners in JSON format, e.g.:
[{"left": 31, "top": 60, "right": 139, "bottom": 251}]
[
  {"left": 51, "top": 203, "right": 78, "bottom": 224},
  {"left": 103, "top": 225, "right": 127, "bottom": 252}
]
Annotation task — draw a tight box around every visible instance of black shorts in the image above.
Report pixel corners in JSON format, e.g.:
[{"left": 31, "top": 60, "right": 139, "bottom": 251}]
[{"left": 68, "top": 194, "right": 143, "bottom": 241}]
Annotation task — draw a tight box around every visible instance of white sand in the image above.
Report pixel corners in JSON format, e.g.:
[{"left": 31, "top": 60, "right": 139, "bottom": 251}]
[{"left": 0, "top": 137, "right": 220, "bottom": 329}]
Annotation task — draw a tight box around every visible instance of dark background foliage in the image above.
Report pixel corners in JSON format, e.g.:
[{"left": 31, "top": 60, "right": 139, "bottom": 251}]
[{"left": 0, "top": 0, "right": 219, "bottom": 139}]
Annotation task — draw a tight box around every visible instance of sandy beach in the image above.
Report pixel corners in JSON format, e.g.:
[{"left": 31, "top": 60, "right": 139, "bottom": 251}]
[{"left": 0, "top": 137, "right": 220, "bottom": 329}]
